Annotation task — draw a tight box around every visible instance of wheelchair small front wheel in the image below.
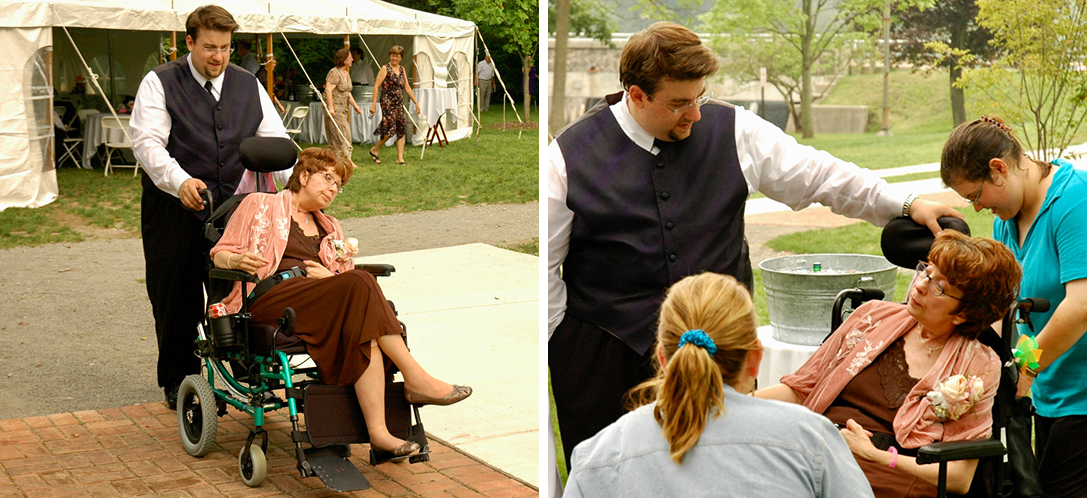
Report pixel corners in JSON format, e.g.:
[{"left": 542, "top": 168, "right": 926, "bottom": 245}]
[
  {"left": 177, "top": 375, "right": 218, "bottom": 457},
  {"left": 239, "top": 444, "right": 267, "bottom": 487}
]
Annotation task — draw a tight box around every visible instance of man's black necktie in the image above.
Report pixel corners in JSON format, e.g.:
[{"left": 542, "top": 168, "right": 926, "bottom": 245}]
[{"left": 204, "top": 81, "right": 213, "bottom": 94}]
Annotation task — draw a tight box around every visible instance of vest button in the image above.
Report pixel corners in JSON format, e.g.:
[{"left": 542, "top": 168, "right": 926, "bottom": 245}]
[
  {"left": 660, "top": 192, "right": 669, "bottom": 200},
  {"left": 217, "top": 125, "right": 223, "bottom": 130},
  {"left": 219, "top": 162, "right": 224, "bottom": 167},
  {"left": 669, "top": 254, "right": 677, "bottom": 262},
  {"left": 665, "top": 222, "right": 674, "bottom": 230},
  {"left": 216, "top": 106, "right": 222, "bottom": 111},
  {"left": 656, "top": 162, "right": 665, "bottom": 169}
]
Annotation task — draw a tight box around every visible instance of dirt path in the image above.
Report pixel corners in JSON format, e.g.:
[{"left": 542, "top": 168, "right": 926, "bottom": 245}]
[{"left": 0, "top": 202, "right": 538, "bottom": 419}]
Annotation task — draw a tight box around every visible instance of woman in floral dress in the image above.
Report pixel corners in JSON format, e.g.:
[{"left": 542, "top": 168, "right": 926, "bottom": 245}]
[
  {"left": 369, "top": 45, "right": 420, "bottom": 165},
  {"left": 324, "top": 48, "right": 361, "bottom": 165}
]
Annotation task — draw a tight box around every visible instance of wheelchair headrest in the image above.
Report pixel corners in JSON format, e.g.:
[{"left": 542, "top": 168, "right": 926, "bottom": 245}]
[
  {"left": 239, "top": 137, "right": 297, "bottom": 173},
  {"left": 880, "top": 216, "right": 971, "bottom": 269}
]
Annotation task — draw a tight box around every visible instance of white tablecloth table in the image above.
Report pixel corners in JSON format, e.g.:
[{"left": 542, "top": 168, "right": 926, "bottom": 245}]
[
  {"left": 756, "top": 324, "right": 821, "bottom": 388},
  {"left": 410, "top": 88, "right": 458, "bottom": 127},
  {"left": 81, "top": 112, "right": 130, "bottom": 169},
  {"left": 296, "top": 102, "right": 385, "bottom": 145}
]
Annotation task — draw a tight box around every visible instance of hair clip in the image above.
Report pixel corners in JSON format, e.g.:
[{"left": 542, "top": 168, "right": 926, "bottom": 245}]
[{"left": 980, "top": 115, "right": 1012, "bottom": 134}]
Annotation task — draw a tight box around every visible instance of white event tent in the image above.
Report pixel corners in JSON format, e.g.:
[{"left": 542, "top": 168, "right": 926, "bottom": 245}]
[{"left": 0, "top": 0, "right": 476, "bottom": 211}]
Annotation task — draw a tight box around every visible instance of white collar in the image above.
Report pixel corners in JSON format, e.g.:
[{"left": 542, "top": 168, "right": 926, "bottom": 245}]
[
  {"left": 612, "top": 92, "right": 660, "bottom": 155},
  {"left": 187, "top": 53, "right": 225, "bottom": 95}
]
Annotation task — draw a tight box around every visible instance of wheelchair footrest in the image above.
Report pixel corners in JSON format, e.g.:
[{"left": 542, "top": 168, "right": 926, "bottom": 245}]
[{"left": 306, "top": 447, "right": 370, "bottom": 492}]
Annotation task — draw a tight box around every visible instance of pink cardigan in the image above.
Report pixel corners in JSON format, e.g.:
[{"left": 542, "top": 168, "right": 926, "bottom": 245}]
[
  {"left": 780, "top": 300, "right": 1001, "bottom": 448},
  {"left": 209, "top": 189, "right": 355, "bottom": 314}
]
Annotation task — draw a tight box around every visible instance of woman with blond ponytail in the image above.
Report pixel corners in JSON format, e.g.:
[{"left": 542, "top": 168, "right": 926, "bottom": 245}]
[{"left": 562, "top": 273, "right": 872, "bottom": 497}]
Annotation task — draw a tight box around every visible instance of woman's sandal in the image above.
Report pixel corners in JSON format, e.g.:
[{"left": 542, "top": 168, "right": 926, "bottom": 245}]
[
  {"left": 395, "top": 160, "right": 406, "bottom": 165},
  {"left": 369, "top": 150, "right": 381, "bottom": 164}
]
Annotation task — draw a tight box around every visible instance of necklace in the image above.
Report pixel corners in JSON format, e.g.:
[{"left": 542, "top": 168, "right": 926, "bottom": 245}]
[
  {"left": 292, "top": 203, "right": 310, "bottom": 226},
  {"left": 917, "top": 326, "right": 944, "bottom": 357}
]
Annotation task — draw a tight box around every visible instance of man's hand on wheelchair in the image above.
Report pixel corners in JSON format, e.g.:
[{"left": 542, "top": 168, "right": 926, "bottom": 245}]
[
  {"left": 179, "top": 178, "right": 208, "bottom": 211},
  {"left": 303, "top": 260, "right": 335, "bottom": 279}
]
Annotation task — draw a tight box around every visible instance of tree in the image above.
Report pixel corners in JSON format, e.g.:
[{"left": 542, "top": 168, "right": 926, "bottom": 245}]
[
  {"left": 892, "top": 0, "right": 995, "bottom": 126},
  {"left": 548, "top": 0, "right": 616, "bottom": 47},
  {"left": 547, "top": 0, "right": 615, "bottom": 133},
  {"left": 386, "top": 0, "right": 537, "bottom": 122},
  {"left": 452, "top": 0, "right": 538, "bottom": 123},
  {"left": 944, "top": 0, "right": 1087, "bottom": 160},
  {"left": 702, "top": 0, "right": 931, "bottom": 138}
]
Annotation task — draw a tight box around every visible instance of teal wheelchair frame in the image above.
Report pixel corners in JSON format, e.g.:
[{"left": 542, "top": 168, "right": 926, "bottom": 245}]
[{"left": 175, "top": 137, "right": 429, "bottom": 492}]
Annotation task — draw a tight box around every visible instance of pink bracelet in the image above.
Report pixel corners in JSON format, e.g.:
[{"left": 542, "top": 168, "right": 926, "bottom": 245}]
[{"left": 887, "top": 446, "right": 898, "bottom": 468}]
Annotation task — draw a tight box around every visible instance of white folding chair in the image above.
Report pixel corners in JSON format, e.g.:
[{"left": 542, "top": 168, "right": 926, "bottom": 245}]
[
  {"left": 101, "top": 116, "right": 140, "bottom": 177},
  {"left": 280, "top": 101, "right": 294, "bottom": 125},
  {"left": 284, "top": 106, "right": 309, "bottom": 142},
  {"left": 54, "top": 107, "right": 83, "bottom": 168}
]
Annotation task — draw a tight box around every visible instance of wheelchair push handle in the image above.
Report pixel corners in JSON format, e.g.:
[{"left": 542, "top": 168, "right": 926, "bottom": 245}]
[{"left": 200, "top": 188, "right": 214, "bottom": 214}]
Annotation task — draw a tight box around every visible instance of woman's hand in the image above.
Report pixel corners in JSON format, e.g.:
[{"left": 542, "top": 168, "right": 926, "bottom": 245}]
[
  {"left": 328, "top": 106, "right": 336, "bottom": 117},
  {"left": 369, "top": 102, "right": 376, "bottom": 116},
  {"left": 225, "top": 252, "right": 267, "bottom": 274},
  {"left": 1017, "top": 373, "right": 1034, "bottom": 397},
  {"left": 353, "top": 103, "right": 363, "bottom": 114},
  {"left": 303, "top": 260, "right": 335, "bottom": 279},
  {"left": 839, "top": 419, "right": 881, "bottom": 461}
]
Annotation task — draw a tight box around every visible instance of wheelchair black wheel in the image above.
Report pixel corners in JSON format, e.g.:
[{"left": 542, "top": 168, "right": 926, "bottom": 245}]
[
  {"left": 238, "top": 444, "right": 267, "bottom": 487},
  {"left": 177, "top": 375, "right": 218, "bottom": 457}
]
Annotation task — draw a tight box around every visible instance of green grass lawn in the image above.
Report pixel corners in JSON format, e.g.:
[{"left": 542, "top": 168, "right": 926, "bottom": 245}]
[{"left": 0, "top": 108, "right": 538, "bottom": 249}]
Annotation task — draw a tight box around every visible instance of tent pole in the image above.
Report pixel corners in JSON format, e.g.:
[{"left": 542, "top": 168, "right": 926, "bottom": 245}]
[
  {"left": 279, "top": 32, "right": 350, "bottom": 152},
  {"left": 266, "top": 34, "right": 274, "bottom": 99},
  {"left": 170, "top": 33, "right": 177, "bottom": 61},
  {"left": 474, "top": 27, "right": 523, "bottom": 137}
]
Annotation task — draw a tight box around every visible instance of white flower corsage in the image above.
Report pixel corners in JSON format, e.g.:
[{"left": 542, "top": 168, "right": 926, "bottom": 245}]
[
  {"left": 332, "top": 237, "right": 359, "bottom": 261},
  {"left": 926, "top": 374, "right": 984, "bottom": 422}
]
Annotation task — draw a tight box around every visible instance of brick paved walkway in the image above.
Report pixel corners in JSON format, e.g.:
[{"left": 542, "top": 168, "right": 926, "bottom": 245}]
[{"left": 0, "top": 403, "right": 537, "bottom": 498}]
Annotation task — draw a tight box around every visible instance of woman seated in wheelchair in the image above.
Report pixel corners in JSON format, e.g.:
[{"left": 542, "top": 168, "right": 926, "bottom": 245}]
[
  {"left": 209, "top": 147, "right": 471, "bottom": 459},
  {"left": 564, "top": 273, "right": 874, "bottom": 497},
  {"left": 757, "top": 231, "right": 1020, "bottom": 497}
]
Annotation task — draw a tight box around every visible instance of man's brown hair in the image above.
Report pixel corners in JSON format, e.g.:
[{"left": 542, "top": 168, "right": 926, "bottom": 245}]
[
  {"left": 186, "top": 5, "right": 239, "bottom": 42},
  {"left": 619, "top": 22, "right": 718, "bottom": 95}
]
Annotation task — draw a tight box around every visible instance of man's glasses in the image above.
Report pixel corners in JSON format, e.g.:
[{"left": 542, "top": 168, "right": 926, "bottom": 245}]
[
  {"left": 318, "top": 172, "right": 344, "bottom": 194},
  {"left": 198, "top": 43, "right": 234, "bottom": 56},
  {"left": 647, "top": 90, "right": 714, "bottom": 115},
  {"left": 915, "top": 262, "right": 961, "bottom": 301}
]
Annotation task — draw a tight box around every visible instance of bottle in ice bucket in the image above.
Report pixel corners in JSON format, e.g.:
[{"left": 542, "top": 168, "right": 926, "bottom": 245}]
[{"left": 813, "top": 262, "right": 822, "bottom": 273}]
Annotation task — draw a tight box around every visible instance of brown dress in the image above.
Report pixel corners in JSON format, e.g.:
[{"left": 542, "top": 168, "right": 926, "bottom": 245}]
[
  {"left": 248, "top": 218, "right": 403, "bottom": 386},
  {"left": 324, "top": 67, "right": 353, "bottom": 163},
  {"left": 823, "top": 338, "right": 940, "bottom": 498}
]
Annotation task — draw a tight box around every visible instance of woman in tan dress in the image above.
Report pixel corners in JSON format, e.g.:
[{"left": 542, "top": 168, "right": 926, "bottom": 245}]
[
  {"left": 210, "top": 148, "right": 472, "bottom": 459},
  {"left": 324, "top": 48, "right": 362, "bottom": 165}
]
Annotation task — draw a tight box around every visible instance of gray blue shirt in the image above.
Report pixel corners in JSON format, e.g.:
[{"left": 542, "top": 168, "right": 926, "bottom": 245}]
[{"left": 563, "top": 386, "right": 874, "bottom": 498}]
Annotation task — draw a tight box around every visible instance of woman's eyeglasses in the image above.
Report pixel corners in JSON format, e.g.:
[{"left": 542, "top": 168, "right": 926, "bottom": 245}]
[
  {"left": 318, "top": 172, "right": 344, "bottom": 194},
  {"left": 915, "top": 262, "right": 961, "bottom": 301}
]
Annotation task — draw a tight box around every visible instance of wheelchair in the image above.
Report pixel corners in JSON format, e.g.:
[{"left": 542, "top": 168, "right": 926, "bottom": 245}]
[
  {"left": 828, "top": 216, "right": 1044, "bottom": 498},
  {"left": 175, "top": 137, "right": 429, "bottom": 492}
]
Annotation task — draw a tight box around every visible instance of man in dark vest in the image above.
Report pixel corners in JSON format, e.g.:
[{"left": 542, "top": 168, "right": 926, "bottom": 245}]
[
  {"left": 131, "top": 4, "right": 291, "bottom": 409},
  {"left": 547, "top": 22, "right": 963, "bottom": 467}
]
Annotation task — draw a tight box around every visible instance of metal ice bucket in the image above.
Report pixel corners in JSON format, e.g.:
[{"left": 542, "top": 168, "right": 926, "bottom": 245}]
[{"left": 759, "top": 254, "right": 898, "bottom": 345}]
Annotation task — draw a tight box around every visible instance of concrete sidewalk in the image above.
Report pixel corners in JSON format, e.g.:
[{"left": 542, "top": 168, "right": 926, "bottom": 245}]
[{"left": 0, "top": 243, "right": 539, "bottom": 497}]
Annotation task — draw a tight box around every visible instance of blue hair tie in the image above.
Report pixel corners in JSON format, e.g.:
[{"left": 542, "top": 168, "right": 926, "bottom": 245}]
[{"left": 678, "top": 329, "right": 717, "bottom": 355}]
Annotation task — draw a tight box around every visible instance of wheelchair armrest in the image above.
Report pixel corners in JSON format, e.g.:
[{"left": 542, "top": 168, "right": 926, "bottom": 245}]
[
  {"left": 209, "top": 268, "right": 261, "bottom": 283},
  {"left": 357, "top": 264, "right": 395, "bottom": 277},
  {"left": 916, "top": 439, "right": 1006, "bottom": 465}
]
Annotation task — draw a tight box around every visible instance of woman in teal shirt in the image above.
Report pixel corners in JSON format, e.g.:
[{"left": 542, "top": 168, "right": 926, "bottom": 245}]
[{"left": 940, "top": 116, "right": 1087, "bottom": 497}]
